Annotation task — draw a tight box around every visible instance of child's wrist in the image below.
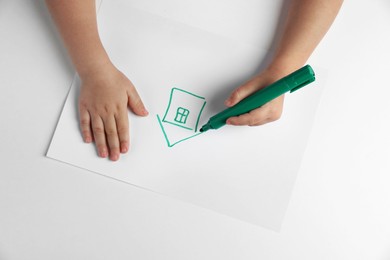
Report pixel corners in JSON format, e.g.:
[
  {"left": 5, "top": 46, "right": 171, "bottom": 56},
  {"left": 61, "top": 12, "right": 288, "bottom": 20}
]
[
  {"left": 266, "top": 56, "right": 307, "bottom": 77},
  {"left": 77, "top": 58, "right": 116, "bottom": 81}
]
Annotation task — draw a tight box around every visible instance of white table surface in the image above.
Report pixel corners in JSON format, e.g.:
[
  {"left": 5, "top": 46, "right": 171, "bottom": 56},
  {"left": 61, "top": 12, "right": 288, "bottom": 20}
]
[{"left": 1, "top": 1, "right": 390, "bottom": 259}]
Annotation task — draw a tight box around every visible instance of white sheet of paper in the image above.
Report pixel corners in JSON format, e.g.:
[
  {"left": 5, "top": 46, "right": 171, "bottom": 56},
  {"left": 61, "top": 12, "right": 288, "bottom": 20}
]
[{"left": 47, "top": 3, "right": 325, "bottom": 231}]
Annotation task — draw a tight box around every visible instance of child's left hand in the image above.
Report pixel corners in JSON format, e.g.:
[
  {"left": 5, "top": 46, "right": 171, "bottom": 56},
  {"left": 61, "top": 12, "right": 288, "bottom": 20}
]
[{"left": 224, "top": 68, "right": 286, "bottom": 126}]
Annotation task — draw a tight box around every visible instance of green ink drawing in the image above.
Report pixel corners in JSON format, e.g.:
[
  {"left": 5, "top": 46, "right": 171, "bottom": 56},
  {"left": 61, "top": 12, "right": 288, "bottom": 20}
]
[
  {"left": 157, "top": 115, "right": 203, "bottom": 147},
  {"left": 174, "top": 107, "right": 190, "bottom": 124},
  {"left": 157, "top": 88, "right": 207, "bottom": 148}
]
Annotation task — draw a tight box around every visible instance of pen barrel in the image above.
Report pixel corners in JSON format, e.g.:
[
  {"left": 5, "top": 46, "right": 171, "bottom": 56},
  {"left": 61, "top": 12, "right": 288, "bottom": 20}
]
[{"left": 206, "top": 65, "right": 315, "bottom": 130}]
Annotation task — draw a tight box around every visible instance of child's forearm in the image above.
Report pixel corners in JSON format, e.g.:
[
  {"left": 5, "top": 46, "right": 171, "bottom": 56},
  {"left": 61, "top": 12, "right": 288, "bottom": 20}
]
[
  {"left": 45, "top": 0, "right": 111, "bottom": 78},
  {"left": 269, "top": 0, "right": 343, "bottom": 73}
]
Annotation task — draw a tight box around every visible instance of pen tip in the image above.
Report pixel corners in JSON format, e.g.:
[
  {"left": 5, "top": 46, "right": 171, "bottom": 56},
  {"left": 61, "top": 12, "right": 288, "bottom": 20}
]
[{"left": 199, "top": 124, "right": 210, "bottom": 133}]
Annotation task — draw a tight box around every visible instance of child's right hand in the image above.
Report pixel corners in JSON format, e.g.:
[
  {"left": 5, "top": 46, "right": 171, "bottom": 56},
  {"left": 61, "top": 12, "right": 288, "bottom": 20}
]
[{"left": 78, "top": 64, "right": 148, "bottom": 161}]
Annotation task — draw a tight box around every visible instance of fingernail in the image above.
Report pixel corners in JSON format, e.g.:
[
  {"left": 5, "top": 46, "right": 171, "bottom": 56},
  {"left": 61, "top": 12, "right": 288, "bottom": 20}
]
[
  {"left": 225, "top": 99, "right": 232, "bottom": 106},
  {"left": 121, "top": 145, "right": 128, "bottom": 153},
  {"left": 100, "top": 149, "right": 108, "bottom": 158},
  {"left": 85, "top": 136, "right": 92, "bottom": 143},
  {"left": 226, "top": 119, "right": 231, "bottom": 125},
  {"left": 143, "top": 109, "right": 149, "bottom": 116},
  {"left": 111, "top": 154, "right": 119, "bottom": 161}
]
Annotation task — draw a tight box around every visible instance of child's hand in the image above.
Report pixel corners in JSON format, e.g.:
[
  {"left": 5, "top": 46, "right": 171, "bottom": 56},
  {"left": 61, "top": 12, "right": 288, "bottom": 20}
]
[
  {"left": 224, "top": 68, "right": 287, "bottom": 127},
  {"left": 78, "top": 65, "right": 148, "bottom": 161}
]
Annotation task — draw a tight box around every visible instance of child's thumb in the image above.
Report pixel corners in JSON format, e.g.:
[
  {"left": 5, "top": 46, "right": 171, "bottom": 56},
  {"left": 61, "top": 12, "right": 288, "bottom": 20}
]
[
  {"left": 128, "top": 89, "right": 148, "bottom": 116},
  {"left": 224, "top": 82, "right": 259, "bottom": 107}
]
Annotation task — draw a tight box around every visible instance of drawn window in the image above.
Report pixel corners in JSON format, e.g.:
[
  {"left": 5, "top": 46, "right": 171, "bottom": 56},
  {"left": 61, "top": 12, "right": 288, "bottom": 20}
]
[{"left": 174, "top": 107, "right": 190, "bottom": 124}]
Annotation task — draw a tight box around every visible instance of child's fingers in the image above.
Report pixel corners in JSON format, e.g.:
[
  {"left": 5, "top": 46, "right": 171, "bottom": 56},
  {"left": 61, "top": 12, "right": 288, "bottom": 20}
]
[
  {"left": 79, "top": 109, "right": 93, "bottom": 143},
  {"left": 103, "top": 116, "right": 120, "bottom": 161},
  {"left": 115, "top": 110, "right": 129, "bottom": 154},
  {"left": 226, "top": 97, "right": 284, "bottom": 126},
  {"left": 91, "top": 115, "right": 108, "bottom": 158},
  {"left": 127, "top": 87, "right": 148, "bottom": 116},
  {"left": 226, "top": 108, "right": 269, "bottom": 126}
]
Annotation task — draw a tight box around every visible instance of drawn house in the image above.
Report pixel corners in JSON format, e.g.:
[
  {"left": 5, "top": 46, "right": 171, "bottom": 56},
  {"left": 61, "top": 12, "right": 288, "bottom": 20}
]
[
  {"left": 157, "top": 88, "right": 207, "bottom": 147},
  {"left": 161, "top": 88, "right": 206, "bottom": 132}
]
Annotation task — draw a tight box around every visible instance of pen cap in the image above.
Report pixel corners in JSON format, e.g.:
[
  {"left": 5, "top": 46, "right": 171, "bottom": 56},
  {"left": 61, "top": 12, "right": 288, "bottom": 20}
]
[{"left": 288, "top": 65, "right": 316, "bottom": 93}]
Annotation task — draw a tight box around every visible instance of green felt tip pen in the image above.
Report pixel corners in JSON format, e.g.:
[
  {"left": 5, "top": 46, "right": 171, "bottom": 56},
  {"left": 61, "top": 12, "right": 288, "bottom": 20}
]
[{"left": 199, "top": 64, "right": 316, "bottom": 133}]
